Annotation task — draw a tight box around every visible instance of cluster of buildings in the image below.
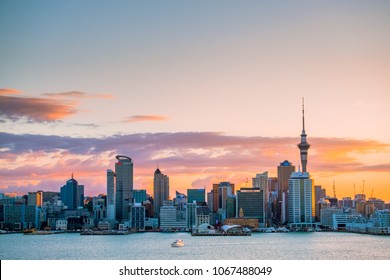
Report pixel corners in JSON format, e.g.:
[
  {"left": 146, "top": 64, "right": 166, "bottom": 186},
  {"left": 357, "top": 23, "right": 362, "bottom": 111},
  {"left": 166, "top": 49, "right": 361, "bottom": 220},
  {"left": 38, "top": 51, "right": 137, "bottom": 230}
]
[{"left": 1, "top": 102, "right": 389, "bottom": 234}]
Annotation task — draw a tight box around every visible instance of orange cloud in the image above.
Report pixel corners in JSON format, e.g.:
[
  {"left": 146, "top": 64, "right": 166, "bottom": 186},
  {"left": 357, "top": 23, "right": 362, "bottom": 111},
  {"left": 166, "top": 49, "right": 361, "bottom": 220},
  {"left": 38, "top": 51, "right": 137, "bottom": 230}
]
[
  {"left": 0, "top": 88, "right": 22, "bottom": 95},
  {"left": 0, "top": 95, "right": 78, "bottom": 122},
  {"left": 124, "top": 115, "right": 168, "bottom": 123}
]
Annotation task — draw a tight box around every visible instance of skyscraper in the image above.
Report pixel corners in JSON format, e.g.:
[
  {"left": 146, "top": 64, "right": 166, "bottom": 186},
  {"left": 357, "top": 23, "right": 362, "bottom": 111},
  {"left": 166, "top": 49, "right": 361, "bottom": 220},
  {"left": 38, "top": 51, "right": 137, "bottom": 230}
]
[
  {"left": 153, "top": 168, "right": 169, "bottom": 218},
  {"left": 60, "top": 174, "right": 84, "bottom": 210},
  {"left": 106, "top": 169, "right": 116, "bottom": 221},
  {"left": 277, "top": 160, "right": 295, "bottom": 223},
  {"left": 236, "top": 187, "right": 265, "bottom": 226},
  {"left": 298, "top": 98, "right": 310, "bottom": 173},
  {"left": 115, "top": 155, "right": 133, "bottom": 221},
  {"left": 288, "top": 171, "right": 314, "bottom": 229}
]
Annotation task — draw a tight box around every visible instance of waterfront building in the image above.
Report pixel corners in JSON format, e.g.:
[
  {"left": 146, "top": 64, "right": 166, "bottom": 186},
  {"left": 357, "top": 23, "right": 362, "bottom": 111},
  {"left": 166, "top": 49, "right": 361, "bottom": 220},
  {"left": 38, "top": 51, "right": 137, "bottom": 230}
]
[
  {"left": 159, "top": 201, "right": 186, "bottom": 230},
  {"left": 56, "top": 219, "right": 67, "bottom": 231},
  {"left": 196, "top": 204, "right": 211, "bottom": 229},
  {"left": 60, "top": 175, "right": 84, "bottom": 210},
  {"left": 187, "top": 188, "right": 206, "bottom": 204},
  {"left": 320, "top": 207, "right": 360, "bottom": 230},
  {"left": 115, "top": 155, "right": 133, "bottom": 222},
  {"left": 106, "top": 169, "right": 116, "bottom": 221},
  {"left": 92, "top": 195, "right": 106, "bottom": 221},
  {"left": 346, "top": 210, "right": 390, "bottom": 234},
  {"left": 186, "top": 202, "right": 197, "bottom": 230},
  {"left": 130, "top": 203, "right": 145, "bottom": 231},
  {"left": 153, "top": 168, "right": 169, "bottom": 218},
  {"left": 288, "top": 171, "right": 314, "bottom": 230},
  {"left": 277, "top": 160, "right": 295, "bottom": 224},
  {"left": 133, "top": 189, "right": 147, "bottom": 204},
  {"left": 145, "top": 218, "right": 159, "bottom": 229},
  {"left": 223, "top": 217, "right": 259, "bottom": 229},
  {"left": 3, "top": 205, "right": 39, "bottom": 230},
  {"left": 236, "top": 187, "right": 265, "bottom": 227}
]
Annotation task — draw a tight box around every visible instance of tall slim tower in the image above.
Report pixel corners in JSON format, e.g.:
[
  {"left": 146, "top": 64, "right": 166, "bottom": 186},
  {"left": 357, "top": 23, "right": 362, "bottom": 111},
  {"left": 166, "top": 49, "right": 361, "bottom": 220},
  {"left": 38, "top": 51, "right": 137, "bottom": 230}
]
[
  {"left": 106, "top": 169, "right": 116, "bottom": 221},
  {"left": 153, "top": 168, "right": 169, "bottom": 218},
  {"left": 115, "top": 155, "right": 133, "bottom": 221},
  {"left": 298, "top": 98, "right": 310, "bottom": 173}
]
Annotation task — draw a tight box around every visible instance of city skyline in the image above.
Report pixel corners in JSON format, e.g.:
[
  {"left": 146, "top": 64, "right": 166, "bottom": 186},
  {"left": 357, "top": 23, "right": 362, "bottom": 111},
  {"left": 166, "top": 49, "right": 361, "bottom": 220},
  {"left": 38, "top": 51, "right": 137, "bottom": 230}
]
[{"left": 0, "top": 1, "right": 389, "bottom": 201}]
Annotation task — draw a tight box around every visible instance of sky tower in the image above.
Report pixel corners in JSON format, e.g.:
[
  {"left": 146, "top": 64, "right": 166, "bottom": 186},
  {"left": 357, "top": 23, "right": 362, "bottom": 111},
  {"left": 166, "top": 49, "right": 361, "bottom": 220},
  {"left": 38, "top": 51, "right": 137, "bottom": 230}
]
[{"left": 298, "top": 98, "right": 310, "bottom": 173}]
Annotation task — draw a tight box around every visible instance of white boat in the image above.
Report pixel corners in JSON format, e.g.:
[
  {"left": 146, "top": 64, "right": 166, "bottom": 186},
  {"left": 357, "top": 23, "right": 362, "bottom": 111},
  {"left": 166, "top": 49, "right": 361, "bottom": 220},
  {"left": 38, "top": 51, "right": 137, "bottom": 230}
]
[{"left": 171, "top": 239, "right": 184, "bottom": 247}]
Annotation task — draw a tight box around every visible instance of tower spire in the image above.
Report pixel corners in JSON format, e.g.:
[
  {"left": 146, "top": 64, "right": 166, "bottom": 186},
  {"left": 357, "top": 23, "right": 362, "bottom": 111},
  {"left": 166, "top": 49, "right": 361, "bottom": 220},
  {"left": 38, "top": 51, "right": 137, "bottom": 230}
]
[
  {"left": 298, "top": 98, "right": 310, "bottom": 173},
  {"left": 302, "top": 97, "right": 305, "bottom": 132}
]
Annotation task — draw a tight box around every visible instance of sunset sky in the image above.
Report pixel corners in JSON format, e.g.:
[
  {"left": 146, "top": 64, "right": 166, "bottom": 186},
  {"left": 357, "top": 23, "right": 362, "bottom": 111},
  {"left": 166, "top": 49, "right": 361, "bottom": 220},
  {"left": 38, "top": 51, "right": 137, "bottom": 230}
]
[{"left": 1, "top": 1, "right": 389, "bottom": 201}]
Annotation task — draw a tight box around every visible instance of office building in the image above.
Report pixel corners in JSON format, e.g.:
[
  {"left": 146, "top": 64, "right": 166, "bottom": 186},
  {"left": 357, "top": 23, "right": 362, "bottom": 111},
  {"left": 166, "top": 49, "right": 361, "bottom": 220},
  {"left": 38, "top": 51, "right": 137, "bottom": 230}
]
[
  {"left": 277, "top": 160, "right": 295, "bottom": 223},
  {"left": 130, "top": 204, "right": 145, "bottom": 231},
  {"left": 153, "top": 168, "right": 169, "bottom": 218},
  {"left": 236, "top": 187, "right": 265, "bottom": 226},
  {"left": 212, "top": 182, "right": 235, "bottom": 213},
  {"left": 115, "top": 155, "right": 133, "bottom": 221},
  {"left": 60, "top": 174, "right": 84, "bottom": 210},
  {"left": 288, "top": 171, "right": 314, "bottom": 230},
  {"left": 133, "top": 190, "right": 147, "bottom": 204},
  {"left": 187, "top": 188, "right": 206, "bottom": 204},
  {"left": 106, "top": 169, "right": 116, "bottom": 221}
]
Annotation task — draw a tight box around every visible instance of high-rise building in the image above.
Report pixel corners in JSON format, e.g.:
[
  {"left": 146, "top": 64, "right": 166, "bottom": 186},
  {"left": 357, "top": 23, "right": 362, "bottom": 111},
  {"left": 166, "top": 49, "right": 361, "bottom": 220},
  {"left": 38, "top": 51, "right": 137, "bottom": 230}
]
[
  {"left": 130, "top": 204, "right": 145, "bottom": 231},
  {"left": 106, "top": 169, "right": 116, "bottom": 221},
  {"left": 115, "top": 155, "right": 133, "bottom": 221},
  {"left": 288, "top": 171, "right": 314, "bottom": 229},
  {"left": 60, "top": 174, "right": 84, "bottom": 210},
  {"left": 187, "top": 188, "right": 206, "bottom": 204},
  {"left": 236, "top": 187, "right": 265, "bottom": 226},
  {"left": 252, "top": 172, "right": 269, "bottom": 225},
  {"left": 277, "top": 160, "right": 295, "bottom": 224},
  {"left": 133, "top": 190, "right": 147, "bottom": 204},
  {"left": 298, "top": 99, "right": 310, "bottom": 173},
  {"left": 153, "top": 168, "right": 169, "bottom": 218},
  {"left": 212, "top": 182, "right": 235, "bottom": 213},
  {"left": 314, "top": 185, "right": 327, "bottom": 221}
]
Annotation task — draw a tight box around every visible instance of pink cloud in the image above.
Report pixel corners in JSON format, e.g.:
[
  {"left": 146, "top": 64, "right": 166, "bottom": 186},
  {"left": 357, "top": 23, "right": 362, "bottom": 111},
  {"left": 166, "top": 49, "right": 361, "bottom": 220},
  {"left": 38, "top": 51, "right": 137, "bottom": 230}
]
[
  {"left": 42, "top": 91, "right": 113, "bottom": 99},
  {"left": 124, "top": 115, "right": 168, "bottom": 123}
]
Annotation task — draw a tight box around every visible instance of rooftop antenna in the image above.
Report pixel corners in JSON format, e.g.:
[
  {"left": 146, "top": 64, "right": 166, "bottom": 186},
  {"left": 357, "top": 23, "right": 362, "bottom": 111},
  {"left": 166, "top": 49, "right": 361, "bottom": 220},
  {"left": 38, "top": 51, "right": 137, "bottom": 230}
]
[
  {"left": 245, "top": 178, "right": 248, "bottom": 187},
  {"left": 362, "top": 180, "right": 365, "bottom": 195},
  {"left": 353, "top": 183, "right": 356, "bottom": 196}
]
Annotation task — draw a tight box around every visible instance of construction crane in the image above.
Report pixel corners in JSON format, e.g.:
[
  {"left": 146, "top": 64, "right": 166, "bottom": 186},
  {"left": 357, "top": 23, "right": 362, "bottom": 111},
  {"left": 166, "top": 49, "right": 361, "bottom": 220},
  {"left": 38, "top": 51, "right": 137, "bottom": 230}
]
[{"left": 333, "top": 180, "right": 336, "bottom": 198}]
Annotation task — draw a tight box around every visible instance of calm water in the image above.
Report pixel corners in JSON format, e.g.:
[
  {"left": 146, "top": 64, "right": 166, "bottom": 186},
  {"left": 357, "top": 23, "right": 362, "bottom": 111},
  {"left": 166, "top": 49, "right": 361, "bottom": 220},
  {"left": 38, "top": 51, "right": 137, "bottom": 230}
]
[{"left": 1, "top": 232, "right": 389, "bottom": 260}]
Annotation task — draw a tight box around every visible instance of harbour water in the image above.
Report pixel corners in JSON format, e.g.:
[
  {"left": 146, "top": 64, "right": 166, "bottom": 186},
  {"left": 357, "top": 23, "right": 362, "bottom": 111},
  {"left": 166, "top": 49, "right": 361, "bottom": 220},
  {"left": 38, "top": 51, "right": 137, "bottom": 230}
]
[{"left": 1, "top": 231, "right": 389, "bottom": 260}]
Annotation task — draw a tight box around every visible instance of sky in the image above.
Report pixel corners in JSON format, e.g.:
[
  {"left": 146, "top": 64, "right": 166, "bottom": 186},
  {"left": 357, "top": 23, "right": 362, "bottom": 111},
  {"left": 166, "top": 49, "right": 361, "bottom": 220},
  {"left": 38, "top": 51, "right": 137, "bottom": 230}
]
[{"left": 1, "top": 0, "right": 389, "bottom": 201}]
